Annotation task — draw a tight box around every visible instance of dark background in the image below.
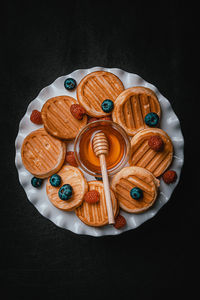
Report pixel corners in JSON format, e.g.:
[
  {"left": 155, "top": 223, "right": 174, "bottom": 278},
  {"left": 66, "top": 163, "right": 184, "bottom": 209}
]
[{"left": 1, "top": 1, "right": 199, "bottom": 299}]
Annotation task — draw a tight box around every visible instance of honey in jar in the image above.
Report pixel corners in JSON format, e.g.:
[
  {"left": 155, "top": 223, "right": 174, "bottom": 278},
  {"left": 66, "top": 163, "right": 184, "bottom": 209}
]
[{"left": 74, "top": 121, "right": 130, "bottom": 176}]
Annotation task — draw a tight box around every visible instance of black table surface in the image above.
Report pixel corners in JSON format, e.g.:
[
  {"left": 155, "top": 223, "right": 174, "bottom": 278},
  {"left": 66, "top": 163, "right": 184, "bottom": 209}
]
[{"left": 1, "top": 1, "right": 199, "bottom": 299}]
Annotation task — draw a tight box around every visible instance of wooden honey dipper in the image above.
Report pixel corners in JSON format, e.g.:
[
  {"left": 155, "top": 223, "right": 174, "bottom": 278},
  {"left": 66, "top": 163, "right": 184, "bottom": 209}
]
[{"left": 93, "top": 131, "right": 115, "bottom": 224}]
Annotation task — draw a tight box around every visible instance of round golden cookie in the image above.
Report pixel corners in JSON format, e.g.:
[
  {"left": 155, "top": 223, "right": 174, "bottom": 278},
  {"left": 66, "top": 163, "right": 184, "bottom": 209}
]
[
  {"left": 46, "top": 165, "right": 88, "bottom": 211},
  {"left": 77, "top": 71, "right": 124, "bottom": 117},
  {"left": 76, "top": 181, "right": 119, "bottom": 227},
  {"left": 112, "top": 87, "right": 161, "bottom": 136},
  {"left": 41, "top": 96, "right": 87, "bottom": 139},
  {"left": 129, "top": 128, "right": 173, "bottom": 177},
  {"left": 111, "top": 166, "right": 160, "bottom": 213},
  {"left": 21, "top": 128, "right": 66, "bottom": 178}
]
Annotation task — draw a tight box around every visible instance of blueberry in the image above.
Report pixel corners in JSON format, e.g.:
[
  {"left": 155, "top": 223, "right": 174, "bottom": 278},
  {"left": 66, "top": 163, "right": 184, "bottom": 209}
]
[
  {"left": 101, "top": 99, "right": 114, "bottom": 113},
  {"left": 95, "top": 176, "right": 102, "bottom": 181},
  {"left": 31, "top": 177, "right": 43, "bottom": 188},
  {"left": 58, "top": 184, "right": 73, "bottom": 200},
  {"left": 50, "top": 174, "right": 61, "bottom": 187},
  {"left": 144, "top": 112, "right": 159, "bottom": 127},
  {"left": 64, "top": 78, "right": 77, "bottom": 90},
  {"left": 130, "top": 187, "right": 143, "bottom": 200}
]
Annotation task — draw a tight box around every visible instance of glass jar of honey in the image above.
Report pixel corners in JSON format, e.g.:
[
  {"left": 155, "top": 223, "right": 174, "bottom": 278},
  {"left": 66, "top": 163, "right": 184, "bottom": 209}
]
[{"left": 74, "top": 120, "right": 130, "bottom": 177}]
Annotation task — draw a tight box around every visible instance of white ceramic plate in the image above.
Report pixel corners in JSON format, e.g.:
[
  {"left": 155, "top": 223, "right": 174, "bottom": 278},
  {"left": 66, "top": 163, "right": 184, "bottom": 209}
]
[{"left": 15, "top": 67, "right": 184, "bottom": 236}]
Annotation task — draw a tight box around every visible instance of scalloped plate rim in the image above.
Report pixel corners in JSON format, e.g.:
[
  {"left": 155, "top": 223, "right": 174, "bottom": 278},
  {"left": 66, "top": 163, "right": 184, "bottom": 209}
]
[{"left": 15, "top": 66, "right": 184, "bottom": 237}]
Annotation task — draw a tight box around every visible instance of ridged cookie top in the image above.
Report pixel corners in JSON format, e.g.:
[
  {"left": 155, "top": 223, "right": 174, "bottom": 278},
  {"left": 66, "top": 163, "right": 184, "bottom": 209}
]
[
  {"left": 41, "top": 96, "right": 87, "bottom": 139},
  {"left": 46, "top": 165, "right": 88, "bottom": 211},
  {"left": 77, "top": 71, "right": 124, "bottom": 117},
  {"left": 21, "top": 128, "right": 66, "bottom": 178},
  {"left": 111, "top": 166, "right": 159, "bottom": 213},
  {"left": 129, "top": 128, "right": 173, "bottom": 177},
  {"left": 112, "top": 87, "right": 161, "bottom": 136},
  {"left": 76, "top": 181, "right": 118, "bottom": 227}
]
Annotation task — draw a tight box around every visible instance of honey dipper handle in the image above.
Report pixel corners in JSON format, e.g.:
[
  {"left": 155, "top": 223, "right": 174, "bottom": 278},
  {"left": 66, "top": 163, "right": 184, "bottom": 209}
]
[{"left": 99, "top": 154, "right": 115, "bottom": 224}]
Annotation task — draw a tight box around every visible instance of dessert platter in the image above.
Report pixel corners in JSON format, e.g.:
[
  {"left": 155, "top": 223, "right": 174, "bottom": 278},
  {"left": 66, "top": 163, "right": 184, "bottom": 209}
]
[{"left": 15, "top": 67, "right": 184, "bottom": 236}]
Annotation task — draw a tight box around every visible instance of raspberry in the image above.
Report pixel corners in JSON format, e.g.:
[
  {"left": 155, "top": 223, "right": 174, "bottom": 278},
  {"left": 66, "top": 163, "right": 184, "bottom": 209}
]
[
  {"left": 148, "top": 135, "right": 164, "bottom": 151},
  {"left": 30, "top": 110, "right": 43, "bottom": 125},
  {"left": 70, "top": 104, "right": 86, "bottom": 120},
  {"left": 84, "top": 190, "right": 100, "bottom": 204},
  {"left": 113, "top": 214, "right": 126, "bottom": 229},
  {"left": 162, "top": 170, "right": 177, "bottom": 184},
  {"left": 65, "top": 151, "right": 78, "bottom": 167}
]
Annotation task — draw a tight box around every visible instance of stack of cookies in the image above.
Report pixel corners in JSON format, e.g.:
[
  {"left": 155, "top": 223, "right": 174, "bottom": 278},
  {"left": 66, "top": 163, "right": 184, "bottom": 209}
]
[{"left": 21, "top": 70, "right": 177, "bottom": 229}]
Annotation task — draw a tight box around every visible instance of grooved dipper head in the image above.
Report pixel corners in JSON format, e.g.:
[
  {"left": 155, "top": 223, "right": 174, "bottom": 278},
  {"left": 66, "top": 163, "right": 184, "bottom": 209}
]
[{"left": 92, "top": 132, "right": 109, "bottom": 157}]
